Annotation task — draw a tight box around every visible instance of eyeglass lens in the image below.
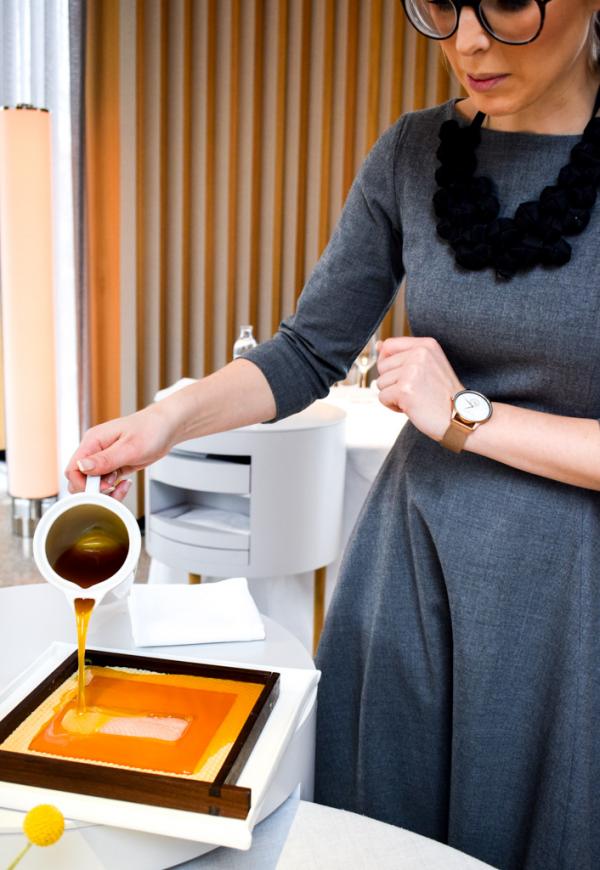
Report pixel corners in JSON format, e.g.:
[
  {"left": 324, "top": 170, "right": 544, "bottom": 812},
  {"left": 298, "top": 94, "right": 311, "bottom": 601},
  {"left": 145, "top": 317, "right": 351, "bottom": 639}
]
[{"left": 404, "top": 0, "right": 543, "bottom": 45}]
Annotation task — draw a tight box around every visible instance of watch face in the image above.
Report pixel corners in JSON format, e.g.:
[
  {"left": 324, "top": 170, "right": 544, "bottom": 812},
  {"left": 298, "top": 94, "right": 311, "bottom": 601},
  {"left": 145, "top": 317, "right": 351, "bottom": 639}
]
[{"left": 454, "top": 390, "right": 492, "bottom": 423}]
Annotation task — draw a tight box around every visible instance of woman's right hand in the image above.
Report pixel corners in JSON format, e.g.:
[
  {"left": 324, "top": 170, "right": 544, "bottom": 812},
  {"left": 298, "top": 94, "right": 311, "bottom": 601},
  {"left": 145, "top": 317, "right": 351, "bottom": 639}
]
[{"left": 64, "top": 402, "right": 177, "bottom": 500}]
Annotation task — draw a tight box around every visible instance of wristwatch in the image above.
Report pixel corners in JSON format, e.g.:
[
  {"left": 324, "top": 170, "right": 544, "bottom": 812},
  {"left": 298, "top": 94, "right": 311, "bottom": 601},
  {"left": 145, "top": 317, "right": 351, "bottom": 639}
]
[{"left": 440, "top": 389, "right": 493, "bottom": 453}]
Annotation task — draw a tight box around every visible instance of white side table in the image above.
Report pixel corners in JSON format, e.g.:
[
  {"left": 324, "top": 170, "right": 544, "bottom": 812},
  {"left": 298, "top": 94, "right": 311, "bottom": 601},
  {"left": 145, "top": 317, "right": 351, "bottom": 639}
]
[{"left": 146, "top": 397, "right": 346, "bottom": 652}]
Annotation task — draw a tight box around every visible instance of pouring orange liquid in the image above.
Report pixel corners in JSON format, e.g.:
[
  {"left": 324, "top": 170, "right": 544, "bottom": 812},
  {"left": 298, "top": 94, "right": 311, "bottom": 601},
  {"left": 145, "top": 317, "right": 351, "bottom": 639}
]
[
  {"left": 74, "top": 598, "right": 94, "bottom": 711},
  {"left": 32, "top": 511, "right": 265, "bottom": 777},
  {"left": 49, "top": 516, "right": 129, "bottom": 713}
]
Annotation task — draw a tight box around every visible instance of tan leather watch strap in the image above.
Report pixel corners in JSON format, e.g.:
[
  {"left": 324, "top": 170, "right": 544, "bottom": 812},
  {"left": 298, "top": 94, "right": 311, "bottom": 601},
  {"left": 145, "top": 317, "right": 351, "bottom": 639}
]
[{"left": 440, "top": 418, "right": 473, "bottom": 453}]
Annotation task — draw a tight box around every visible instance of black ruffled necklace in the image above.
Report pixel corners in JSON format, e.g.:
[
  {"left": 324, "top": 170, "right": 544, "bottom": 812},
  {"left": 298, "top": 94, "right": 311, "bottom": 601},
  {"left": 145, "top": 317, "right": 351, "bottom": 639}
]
[{"left": 433, "top": 86, "right": 600, "bottom": 280}]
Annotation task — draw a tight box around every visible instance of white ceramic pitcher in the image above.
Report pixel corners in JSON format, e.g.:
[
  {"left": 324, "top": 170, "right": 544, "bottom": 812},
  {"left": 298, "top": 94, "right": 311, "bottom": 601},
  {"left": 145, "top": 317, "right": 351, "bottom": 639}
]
[{"left": 33, "top": 475, "right": 141, "bottom": 606}]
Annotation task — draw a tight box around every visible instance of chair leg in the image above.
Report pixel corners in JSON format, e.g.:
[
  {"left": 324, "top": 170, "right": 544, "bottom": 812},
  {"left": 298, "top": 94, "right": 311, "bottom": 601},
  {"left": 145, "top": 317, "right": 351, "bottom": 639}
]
[
  {"left": 313, "top": 566, "right": 327, "bottom": 657},
  {"left": 188, "top": 573, "right": 202, "bottom": 584}
]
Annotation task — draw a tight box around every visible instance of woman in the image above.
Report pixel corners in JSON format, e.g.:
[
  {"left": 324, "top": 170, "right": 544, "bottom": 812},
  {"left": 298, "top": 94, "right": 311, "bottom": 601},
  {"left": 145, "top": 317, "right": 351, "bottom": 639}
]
[{"left": 67, "top": 2, "right": 600, "bottom": 866}]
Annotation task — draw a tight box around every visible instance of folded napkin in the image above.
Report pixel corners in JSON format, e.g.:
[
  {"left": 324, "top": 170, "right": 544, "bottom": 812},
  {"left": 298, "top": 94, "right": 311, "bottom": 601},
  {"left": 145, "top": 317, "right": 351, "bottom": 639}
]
[{"left": 128, "top": 577, "right": 265, "bottom": 647}]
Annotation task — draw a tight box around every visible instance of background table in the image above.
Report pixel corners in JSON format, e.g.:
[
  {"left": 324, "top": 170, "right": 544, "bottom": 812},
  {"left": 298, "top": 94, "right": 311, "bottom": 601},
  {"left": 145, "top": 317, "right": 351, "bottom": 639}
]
[
  {"left": 0, "top": 585, "right": 315, "bottom": 869},
  {"left": 321, "top": 386, "right": 408, "bottom": 605}
]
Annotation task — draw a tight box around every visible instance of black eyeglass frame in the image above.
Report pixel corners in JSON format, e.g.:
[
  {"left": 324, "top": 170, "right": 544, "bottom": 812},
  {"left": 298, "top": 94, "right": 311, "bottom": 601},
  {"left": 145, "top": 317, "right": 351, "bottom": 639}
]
[{"left": 400, "top": 0, "right": 553, "bottom": 46}]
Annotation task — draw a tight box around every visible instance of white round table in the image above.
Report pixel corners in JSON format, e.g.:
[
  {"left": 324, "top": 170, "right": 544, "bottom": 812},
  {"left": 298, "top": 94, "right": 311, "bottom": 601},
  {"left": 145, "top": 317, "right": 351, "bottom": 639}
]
[
  {"left": 277, "top": 800, "right": 497, "bottom": 870},
  {"left": 0, "top": 584, "right": 315, "bottom": 870}
]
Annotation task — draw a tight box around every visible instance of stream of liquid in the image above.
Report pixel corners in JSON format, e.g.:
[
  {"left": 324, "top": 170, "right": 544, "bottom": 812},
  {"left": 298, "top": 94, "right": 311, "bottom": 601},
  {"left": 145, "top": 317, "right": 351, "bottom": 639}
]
[
  {"left": 47, "top": 509, "right": 129, "bottom": 714},
  {"left": 74, "top": 598, "right": 95, "bottom": 712}
]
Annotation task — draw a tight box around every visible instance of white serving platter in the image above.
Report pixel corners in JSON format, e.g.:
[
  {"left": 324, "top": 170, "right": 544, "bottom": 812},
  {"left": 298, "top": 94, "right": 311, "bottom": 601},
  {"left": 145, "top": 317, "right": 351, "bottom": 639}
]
[{"left": 0, "top": 642, "right": 319, "bottom": 851}]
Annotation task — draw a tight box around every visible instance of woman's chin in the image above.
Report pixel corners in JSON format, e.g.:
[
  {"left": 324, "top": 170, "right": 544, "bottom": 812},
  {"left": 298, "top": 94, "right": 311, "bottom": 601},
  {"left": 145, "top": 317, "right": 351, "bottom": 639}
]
[{"left": 463, "top": 86, "right": 524, "bottom": 120}]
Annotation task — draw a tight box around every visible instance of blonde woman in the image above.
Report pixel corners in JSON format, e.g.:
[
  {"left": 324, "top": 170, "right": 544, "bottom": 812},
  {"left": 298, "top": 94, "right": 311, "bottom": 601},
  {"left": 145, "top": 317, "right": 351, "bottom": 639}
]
[{"left": 68, "top": 2, "right": 600, "bottom": 866}]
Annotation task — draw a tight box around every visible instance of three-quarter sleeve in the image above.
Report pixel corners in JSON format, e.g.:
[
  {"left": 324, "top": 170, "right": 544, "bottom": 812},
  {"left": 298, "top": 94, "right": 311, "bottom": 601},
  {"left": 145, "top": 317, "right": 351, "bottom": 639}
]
[{"left": 244, "top": 118, "right": 406, "bottom": 421}]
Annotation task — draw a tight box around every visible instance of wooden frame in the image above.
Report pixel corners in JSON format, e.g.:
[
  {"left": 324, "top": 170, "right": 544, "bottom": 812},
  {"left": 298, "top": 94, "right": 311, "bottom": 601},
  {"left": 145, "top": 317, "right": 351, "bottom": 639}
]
[{"left": 0, "top": 649, "right": 280, "bottom": 821}]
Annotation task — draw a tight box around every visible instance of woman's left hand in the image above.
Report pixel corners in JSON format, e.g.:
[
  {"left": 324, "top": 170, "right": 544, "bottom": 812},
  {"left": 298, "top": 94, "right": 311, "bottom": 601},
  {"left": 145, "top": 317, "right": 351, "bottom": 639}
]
[{"left": 376, "top": 336, "right": 464, "bottom": 442}]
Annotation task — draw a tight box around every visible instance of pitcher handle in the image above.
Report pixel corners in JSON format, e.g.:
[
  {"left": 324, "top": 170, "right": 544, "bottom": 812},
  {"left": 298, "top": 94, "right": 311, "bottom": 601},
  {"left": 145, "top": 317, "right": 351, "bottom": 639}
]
[{"left": 85, "top": 475, "right": 101, "bottom": 495}]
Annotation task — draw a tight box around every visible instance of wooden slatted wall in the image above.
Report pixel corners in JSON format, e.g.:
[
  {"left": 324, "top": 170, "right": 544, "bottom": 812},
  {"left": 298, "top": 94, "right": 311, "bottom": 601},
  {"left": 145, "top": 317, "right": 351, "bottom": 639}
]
[{"left": 90, "top": 0, "right": 462, "bottom": 437}]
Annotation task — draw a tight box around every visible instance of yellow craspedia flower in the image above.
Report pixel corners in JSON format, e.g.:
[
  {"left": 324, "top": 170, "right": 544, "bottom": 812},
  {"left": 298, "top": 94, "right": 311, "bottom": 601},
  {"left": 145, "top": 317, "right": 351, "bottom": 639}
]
[{"left": 22, "top": 804, "right": 65, "bottom": 846}]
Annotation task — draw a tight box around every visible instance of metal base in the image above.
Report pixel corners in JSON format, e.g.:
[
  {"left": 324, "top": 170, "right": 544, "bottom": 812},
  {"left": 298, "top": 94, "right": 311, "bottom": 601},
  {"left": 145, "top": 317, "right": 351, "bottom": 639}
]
[{"left": 11, "top": 496, "right": 57, "bottom": 538}]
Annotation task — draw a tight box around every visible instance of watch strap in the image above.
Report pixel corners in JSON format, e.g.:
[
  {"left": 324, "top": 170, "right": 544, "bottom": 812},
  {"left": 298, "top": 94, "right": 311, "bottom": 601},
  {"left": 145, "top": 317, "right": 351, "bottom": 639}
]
[{"left": 440, "top": 417, "right": 474, "bottom": 453}]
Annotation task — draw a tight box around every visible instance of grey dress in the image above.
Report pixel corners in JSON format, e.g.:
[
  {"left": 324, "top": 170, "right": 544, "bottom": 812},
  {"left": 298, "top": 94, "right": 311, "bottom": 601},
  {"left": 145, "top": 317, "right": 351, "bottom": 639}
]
[{"left": 244, "top": 99, "right": 600, "bottom": 870}]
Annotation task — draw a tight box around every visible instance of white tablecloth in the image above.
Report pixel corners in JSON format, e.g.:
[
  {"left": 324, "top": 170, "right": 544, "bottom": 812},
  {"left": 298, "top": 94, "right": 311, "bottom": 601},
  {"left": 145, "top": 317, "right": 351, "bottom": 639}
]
[{"left": 277, "top": 800, "right": 497, "bottom": 870}]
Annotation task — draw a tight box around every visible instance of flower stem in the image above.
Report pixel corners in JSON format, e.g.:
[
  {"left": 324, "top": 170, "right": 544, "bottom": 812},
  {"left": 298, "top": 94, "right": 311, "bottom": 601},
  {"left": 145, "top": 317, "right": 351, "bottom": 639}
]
[{"left": 6, "top": 841, "right": 32, "bottom": 870}]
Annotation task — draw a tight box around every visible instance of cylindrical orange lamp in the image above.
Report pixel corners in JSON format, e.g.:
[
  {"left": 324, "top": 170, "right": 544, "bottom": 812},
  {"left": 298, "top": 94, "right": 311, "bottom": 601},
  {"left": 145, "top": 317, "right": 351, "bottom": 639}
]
[{"left": 0, "top": 105, "right": 59, "bottom": 535}]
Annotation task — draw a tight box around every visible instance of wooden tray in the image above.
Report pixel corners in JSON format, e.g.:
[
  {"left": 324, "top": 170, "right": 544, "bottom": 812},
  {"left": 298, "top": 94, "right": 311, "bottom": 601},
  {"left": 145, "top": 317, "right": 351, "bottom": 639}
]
[{"left": 0, "top": 648, "right": 280, "bottom": 821}]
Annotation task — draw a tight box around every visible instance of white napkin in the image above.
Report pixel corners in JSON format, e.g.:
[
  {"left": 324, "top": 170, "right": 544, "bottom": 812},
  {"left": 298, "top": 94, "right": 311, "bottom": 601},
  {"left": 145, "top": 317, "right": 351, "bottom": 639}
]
[
  {"left": 128, "top": 577, "right": 265, "bottom": 647},
  {"left": 153, "top": 377, "right": 197, "bottom": 403}
]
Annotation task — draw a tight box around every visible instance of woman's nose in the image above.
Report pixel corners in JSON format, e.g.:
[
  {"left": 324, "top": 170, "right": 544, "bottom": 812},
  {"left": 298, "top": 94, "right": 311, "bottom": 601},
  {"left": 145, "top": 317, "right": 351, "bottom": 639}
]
[{"left": 453, "top": 5, "right": 491, "bottom": 54}]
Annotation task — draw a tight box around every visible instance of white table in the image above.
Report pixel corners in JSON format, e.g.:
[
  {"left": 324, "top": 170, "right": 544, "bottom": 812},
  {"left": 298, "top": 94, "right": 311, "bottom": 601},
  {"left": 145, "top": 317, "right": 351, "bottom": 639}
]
[
  {"left": 277, "top": 800, "right": 497, "bottom": 870},
  {"left": 0, "top": 584, "right": 315, "bottom": 869},
  {"left": 321, "top": 386, "right": 408, "bottom": 606},
  {"left": 326, "top": 385, "right": 408, "bottom": 482}
]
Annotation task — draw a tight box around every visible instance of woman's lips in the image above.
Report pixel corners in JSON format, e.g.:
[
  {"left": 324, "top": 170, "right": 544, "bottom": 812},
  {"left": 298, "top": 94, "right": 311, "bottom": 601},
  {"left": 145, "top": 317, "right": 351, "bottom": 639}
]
[{"left": 466, "top": 73, "right": 509, "bottom": 93}]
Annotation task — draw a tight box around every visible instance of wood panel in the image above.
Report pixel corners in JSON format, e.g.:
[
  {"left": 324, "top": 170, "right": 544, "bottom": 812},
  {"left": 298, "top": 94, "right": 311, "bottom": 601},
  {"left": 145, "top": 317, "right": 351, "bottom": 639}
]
[
  {"left": 86, "top": 0, "right": 121, "bottom": 426},
  {"left": 86, "top": 1, "right": 456, "bottom": 476},
  {"left": 365, "top": 0, "right": 382, "bottom": 152},
  {"left": 181, "top": 0, "right": 193, "bottom": 377},
  {"left": 135, "top": 0, "right": 146, "bottom": 418},
  {"left": 158, "top": 0, "right": 169, "bottom": 390},
  {"left": 270, "top": 0, "right": 288, "bottom": 334},
  {"left": 134, "top": 0, "right": 146, "bottom": 516},
  {"left": 341, "top": 0, "right": 359, "bottom": 200},
  {"left": 413, "top": 34, "right": 429, "bottom": 111},
  {"left": 203, "top": 0, "right": 217, "bottom": 376},
  {"left": 227, "top": 0, "right": 241, "bottom": 354},
  {"left": 292, "top": 0, "right": 312, "bottom": 301},
  {"left": 382, "top": 0, "right": 407, "bottom": 341},
  {"left": 318, "top": 0, "right": 335, "bottom": 255}
]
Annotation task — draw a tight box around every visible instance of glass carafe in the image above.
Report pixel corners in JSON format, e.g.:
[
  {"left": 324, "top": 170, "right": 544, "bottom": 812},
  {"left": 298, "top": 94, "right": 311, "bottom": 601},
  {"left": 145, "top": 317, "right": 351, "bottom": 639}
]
[{"left": 233, "top": 325, "right": 258, "bottom": 359}]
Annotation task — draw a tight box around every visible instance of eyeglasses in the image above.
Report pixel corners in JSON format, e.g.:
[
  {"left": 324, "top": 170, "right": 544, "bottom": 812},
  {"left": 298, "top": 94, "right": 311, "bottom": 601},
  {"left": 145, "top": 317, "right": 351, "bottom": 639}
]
[{"left": 400, "top": 0, "right": 552, "bottom": 46}]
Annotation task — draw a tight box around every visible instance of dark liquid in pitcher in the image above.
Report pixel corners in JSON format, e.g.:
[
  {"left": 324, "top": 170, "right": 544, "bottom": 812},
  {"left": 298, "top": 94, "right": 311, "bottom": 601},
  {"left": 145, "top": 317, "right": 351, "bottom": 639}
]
[{"left": 47, "top": 506, "right": 129, "bottom": 587}]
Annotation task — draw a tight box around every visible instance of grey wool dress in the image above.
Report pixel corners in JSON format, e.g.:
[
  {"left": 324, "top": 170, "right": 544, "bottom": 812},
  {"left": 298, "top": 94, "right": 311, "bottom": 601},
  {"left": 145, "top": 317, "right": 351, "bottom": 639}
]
[{"left": 244, "top": 99, "right": 600, "bottom": 870}]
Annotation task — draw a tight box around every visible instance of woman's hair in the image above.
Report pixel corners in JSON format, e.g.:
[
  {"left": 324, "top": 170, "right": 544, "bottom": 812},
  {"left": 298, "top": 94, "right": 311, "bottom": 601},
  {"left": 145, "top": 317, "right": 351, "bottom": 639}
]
[{"left": 591, "top": 13, "right": 600, "bottom": 69}]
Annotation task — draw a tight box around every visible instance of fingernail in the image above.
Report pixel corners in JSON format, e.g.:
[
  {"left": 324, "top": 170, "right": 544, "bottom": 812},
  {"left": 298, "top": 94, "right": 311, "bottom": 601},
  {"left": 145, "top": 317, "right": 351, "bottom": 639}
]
[
  {"left": 119, "top": 479, "right": 132, "bottom": 495},
  {"left": 106, "top": 471, "right": 118, "bottom": 485},
  {"left": 77, "top": 458, "right": 95, "bottom": 472}
]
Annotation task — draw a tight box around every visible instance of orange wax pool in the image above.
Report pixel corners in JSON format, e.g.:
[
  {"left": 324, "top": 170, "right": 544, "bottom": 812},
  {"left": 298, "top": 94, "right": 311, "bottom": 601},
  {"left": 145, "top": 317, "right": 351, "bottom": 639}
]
[{"left": 29, "top": 667, "right": 264, "bottom": 776}]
